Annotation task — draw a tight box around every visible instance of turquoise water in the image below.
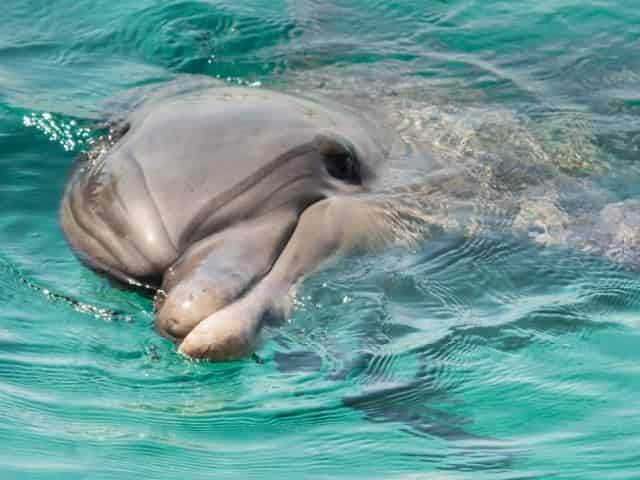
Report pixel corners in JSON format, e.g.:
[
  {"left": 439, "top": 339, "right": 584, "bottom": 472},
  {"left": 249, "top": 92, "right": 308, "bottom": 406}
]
[{"left": 2, "top": 0, "right": 640, "bottom": 478}]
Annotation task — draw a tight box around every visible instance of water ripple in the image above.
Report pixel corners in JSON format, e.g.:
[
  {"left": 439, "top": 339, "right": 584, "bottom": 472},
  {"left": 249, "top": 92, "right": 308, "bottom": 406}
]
[{"left": 2, "top": 0, "right": 640, "bottom": 478}]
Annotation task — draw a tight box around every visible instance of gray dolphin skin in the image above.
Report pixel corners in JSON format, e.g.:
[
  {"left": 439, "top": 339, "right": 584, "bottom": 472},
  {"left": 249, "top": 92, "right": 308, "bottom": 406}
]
[{"left": 60, "top": 86, "right": 397, "bottom": 361}]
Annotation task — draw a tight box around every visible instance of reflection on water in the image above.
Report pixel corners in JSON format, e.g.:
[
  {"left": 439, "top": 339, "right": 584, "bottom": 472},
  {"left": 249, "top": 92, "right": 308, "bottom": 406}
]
[{"left": 1, "top": 0, "right": 640, "bottom": 478}]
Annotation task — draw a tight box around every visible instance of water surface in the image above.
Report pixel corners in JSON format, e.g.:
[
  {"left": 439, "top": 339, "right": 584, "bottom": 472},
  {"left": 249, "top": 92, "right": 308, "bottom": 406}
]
[{"left": 2, "top": 1, "right": 640, "bottom": 478}]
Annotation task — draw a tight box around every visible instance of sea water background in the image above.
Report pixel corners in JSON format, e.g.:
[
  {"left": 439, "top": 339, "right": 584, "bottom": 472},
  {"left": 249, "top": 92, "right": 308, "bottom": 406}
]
[{"left": 1, "top": 1, "right": 640, "bottom": 478}]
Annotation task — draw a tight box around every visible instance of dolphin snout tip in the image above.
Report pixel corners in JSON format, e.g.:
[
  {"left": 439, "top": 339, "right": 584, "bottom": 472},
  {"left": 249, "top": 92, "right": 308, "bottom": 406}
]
[
  {"left": 177, "top": 303, "right": 262, "bottom": 362},
  {"left": 178, "top": 331, "right": 255, "bottom": 362}
]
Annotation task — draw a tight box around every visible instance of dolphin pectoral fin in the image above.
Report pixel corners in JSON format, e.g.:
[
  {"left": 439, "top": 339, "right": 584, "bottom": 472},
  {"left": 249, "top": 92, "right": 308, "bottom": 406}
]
[
  {"left": 179, "top": 196, "right": 405, "bottom": 361},
  {"left": 154, "top": 209, "right": 298, "bottom": 341}
]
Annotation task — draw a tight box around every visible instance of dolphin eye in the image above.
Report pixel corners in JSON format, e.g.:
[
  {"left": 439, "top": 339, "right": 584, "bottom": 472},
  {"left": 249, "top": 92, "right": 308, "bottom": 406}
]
[
  {"left": 313, "top": 133, "right": 362, "bottom": 185},
  {"left": 324, "top": 150, "right": 361, "bottom": 184}
]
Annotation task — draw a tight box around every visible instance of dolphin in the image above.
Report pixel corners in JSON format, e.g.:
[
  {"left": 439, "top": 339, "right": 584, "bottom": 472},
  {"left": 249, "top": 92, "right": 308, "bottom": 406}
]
[{"left": 60, "top": 85, "right": 405, "bottom": 361}]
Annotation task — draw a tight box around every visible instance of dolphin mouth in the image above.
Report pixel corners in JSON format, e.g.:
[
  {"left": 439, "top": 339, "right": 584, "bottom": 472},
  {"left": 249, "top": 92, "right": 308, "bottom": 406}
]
[{"left": 152, "top": 200, "right": 324, "bottom": 346}]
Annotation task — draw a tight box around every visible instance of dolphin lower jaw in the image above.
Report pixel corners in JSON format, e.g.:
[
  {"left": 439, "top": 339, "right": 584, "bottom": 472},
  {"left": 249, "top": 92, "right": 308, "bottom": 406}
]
[{"left": 152, "top": 206, "right": 308, "bottom": 346}]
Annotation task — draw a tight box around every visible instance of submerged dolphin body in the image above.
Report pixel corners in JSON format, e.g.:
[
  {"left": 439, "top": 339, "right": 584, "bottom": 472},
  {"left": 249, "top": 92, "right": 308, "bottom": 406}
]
[{"left": 60, "top": 85, "right": 405, "bottom": 361}]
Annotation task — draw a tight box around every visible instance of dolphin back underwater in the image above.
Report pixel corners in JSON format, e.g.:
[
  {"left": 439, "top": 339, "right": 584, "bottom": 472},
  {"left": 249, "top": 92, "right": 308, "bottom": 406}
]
[{"left": 60, "top": 84, "right": 406, "bottom": 361}]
